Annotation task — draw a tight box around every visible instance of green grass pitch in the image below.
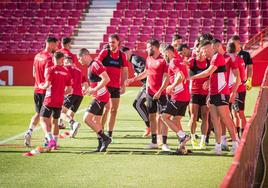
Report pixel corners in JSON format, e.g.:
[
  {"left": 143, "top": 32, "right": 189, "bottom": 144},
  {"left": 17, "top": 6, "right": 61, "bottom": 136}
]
[{"left": 0, "top": 86, "right": 259, "bottom": 188}]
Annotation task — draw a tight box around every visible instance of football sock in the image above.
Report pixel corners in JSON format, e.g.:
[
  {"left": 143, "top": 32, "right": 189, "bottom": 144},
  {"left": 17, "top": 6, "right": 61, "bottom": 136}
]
[
  {"left": 152, "top": 134, "right": 157, "bottom": 144},
  {"left": 162, "top": 136, "right": 167, "bottom": 144}
]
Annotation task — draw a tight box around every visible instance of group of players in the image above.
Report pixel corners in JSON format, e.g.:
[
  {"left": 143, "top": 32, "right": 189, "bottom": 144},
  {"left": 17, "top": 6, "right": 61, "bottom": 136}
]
[{"left": 23, "top": 32, "right": 253, "bottom": 155}]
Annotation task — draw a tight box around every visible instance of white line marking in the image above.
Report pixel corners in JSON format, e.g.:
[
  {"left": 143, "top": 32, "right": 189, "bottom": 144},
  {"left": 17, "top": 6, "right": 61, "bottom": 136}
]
[{"left": 0, "top": 90, "right": 135, "bottom": 144}]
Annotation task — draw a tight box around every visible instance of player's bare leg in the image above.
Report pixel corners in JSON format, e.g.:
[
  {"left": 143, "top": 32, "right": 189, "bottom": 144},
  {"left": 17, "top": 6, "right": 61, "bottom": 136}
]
[
  {"left": 107, "top": 98, "right": 120, "bottom": 138},
  {"left": 209, "top": 105, "right": 222, "bottom": 154},
  {"left": 24, "top": 113, "right": 40, "bottom": 147},
  {"left": 188, "top": 103, "right": 199, "bottom": 148}
]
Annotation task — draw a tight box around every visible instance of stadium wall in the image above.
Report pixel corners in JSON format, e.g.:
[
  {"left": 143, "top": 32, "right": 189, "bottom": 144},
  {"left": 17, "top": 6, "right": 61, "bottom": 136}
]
[
  {"left": 0, "top": 50, "right": 267, "bottom": 86},
  {"left": 220, "top": 66, "right": 268, "bottom": 188}
]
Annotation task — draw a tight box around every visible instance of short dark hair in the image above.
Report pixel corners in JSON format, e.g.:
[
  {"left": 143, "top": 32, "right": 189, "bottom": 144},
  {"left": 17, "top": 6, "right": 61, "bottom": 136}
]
[
  {"left": 227, "top": 42, "right": 236, "bottom": 53},
  {"left": 103, "top": 44, "right": 110, "bottom": 50},
  {"left": 46, "top": 37, "right": 58, "bottom": 43},
  {"left": 64, "top": 56, "right": 73, "bottom": 64},
  {"left": 54, "top": 51, "right": 64, "bottom": 60},
  {"left": 147, "top": 38, "right": 160, "bottom": 48},
  {"left": 199, "top": 41, "right": 212, "bottom": 48},
  {"left": 211, "top": 38, "right": 222, "bottom": 44},
  {"left": 172, "top": 34, "right": 182, "bottom": 42},
  {"left": 163, "top": 44, "right": 174, "bottom": 52},
  {"left": 78, "top": 48, "right": 89, "bottom": 57},
  {"left": 177, "top": 44, "right": 189, "bottom": 52},
  {"left": 62, "top": 37, "right": 72, "bottom": 45},
  {"left": 109, "top": 34, "right": 120, "bottom": 41},
  {"left": 230, "top": 35, "right": 240, "bottom": 41},
  {"left": 121, "top": 46, "right": 130, "bottom": 52}
]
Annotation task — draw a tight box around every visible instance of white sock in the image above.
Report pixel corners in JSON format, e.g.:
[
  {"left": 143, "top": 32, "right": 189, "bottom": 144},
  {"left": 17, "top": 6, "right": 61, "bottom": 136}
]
[
  {"left": 215, "top": 143, "right": 221, "bottom": 149},
  {"left": 46, "top": 132, "right": 53, "bottom": 141},
  {"left": 221, "top": 135, "right": 227, "bottom": 145},
  {"left": 232, "top": 141, "right": 238, "bottom": 148},
  {"left": 201, "top": 135, "right": 206, "bottom": 143},
  {"left": 191, "top": 134, "right": 195, "bottom": 140},
  {"left": 27, "top": 124, "right": 35, "bottom": 133},
  {"left": 177, "top": 131, "right": 186, "bottom": 139}
]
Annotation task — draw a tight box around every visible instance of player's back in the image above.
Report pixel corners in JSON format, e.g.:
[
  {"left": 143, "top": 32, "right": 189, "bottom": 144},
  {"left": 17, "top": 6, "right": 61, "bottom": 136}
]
[{"left": 65, "top": 65, "right": 83, "bottom": 96}]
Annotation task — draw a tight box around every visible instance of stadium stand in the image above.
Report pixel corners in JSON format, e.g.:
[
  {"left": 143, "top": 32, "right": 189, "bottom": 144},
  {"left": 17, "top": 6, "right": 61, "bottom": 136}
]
[
  {"left": 98, "top": 0, "right": 268, "bottom": 53},
  {"left": 0, "top": 1, "right": 89, "bottom": 54}
]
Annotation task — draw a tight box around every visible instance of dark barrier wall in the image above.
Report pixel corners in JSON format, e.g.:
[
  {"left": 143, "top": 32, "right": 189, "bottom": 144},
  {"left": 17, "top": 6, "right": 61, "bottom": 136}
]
[{"left": 220, "top": 67, "right": 268, "bottom": 188}]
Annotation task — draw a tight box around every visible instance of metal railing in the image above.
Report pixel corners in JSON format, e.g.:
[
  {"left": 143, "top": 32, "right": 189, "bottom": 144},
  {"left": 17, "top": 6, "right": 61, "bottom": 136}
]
[{"left": 244, "top": 26, "right": 268, "bottom": 50}]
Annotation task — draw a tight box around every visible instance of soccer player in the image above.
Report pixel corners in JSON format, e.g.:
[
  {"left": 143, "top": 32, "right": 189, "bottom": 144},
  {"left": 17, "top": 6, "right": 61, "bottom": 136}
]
[
  {"left": 161, "top": 45, "right": 190, "bottom": 152},
  {"left": 39, "top": 52, "right": 72, "bottom": 150},
  {"left": 227, "top": 42, "right": 247, "bottom": 138},
  {"left": 171, "top": 34, "right": 183, "bottom": 58},
  {"left": 77, "top": 48, "right": 112, "bottom": 152},
  {"left": 230, "top": 35, "right": 253, "bottom": 91},
  {"left": 121, "top": 46, "right": 150, "bottom": 137},
  {"left": 24, "top": 37, "right": 58, "bottom": 147},
  {"left": 58, "top": 37, "right": 79, "bottom": 67},
  {"left": 190, "top": 41, "right": 238, "bottom": 155},
  {"left": 177, "top": 44, "right": 191, "bottom": 60},
  {"left": 126, "top": 39, "right": 169, "bottom": 149},
  {"left": 96, "top": 34, "right": 128, "bottom": 139},
  {"left": 188, "top": 45, "right": 210, "bottom": 149},
  {"left": 58, "top": 56, "right": 88, "bottom": 138}
]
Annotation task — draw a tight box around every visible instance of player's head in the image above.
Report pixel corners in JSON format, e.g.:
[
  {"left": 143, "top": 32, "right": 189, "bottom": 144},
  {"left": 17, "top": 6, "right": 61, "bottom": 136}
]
[
  {"left": 121, "top": 46, "right": 131, "bottom": 61},
  {"left": 198, "top": 33, "right": 214, "bottom": 43},
  {"left": 46, "top": 37, "right": 58, "bottom": 53},
  {"left": 64, "top": 56, "right": 73, "bottom": 66},
  {"left": 229, "top": 35, "right": 241, "bottom": 52},
  {"left": 62, "top": 37, "right": 72, "bottom": 49},
  {"left": 211, "top": 39, "right": 224, "bottom": 55},
  {"left": 77, "top": 48, "right": 92, "bottom": 65},
  {"left": 163, "top": 44, "right": 175, "bottom": 61},
  {"left": 172, "top": 34, "right": 183, "bottom": 48},
  {"left": 227, "top": 42, "right": 236, "bottom": 54},
  {"left": 53, "top": 51, "right": 65, "bottom": 65},
  {"left": 200, "top": 41, "right": 213, "bottom": 59},
  {"left": 146, "top": 39, "right": 160, "bottom": 56},
  {"left": 177, "top": 44, "right": 191, "bottom": 58},
  {"left": 109, "top": 34, "right": 120, "bottom": 51}
]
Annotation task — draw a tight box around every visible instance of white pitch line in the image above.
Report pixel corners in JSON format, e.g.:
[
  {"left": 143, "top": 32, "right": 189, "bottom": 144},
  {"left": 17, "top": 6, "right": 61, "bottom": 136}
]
[{"left": 0, "top": 90, "right": 135, "bottom": 145}]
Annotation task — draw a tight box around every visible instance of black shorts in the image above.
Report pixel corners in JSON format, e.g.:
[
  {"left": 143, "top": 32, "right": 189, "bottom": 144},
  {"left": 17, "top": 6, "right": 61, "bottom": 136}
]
[
  {"left": 40, "top": 105, "right": 62, "bottom": 119},
  {"left": 163, "top": 99, "right": 189, "bottom": 116},
  {"left": 86, "top": 99, "right": 107, "bottom": 116},
  {"left": 234, "top": 91, "right": 246, "bottom": 111},
  {"left": 107, "top": 87, "right": 120, "bottom": 98},
  {"left": 210, "top": 94, "right": 230, "bottom": 106},
  {"left": 190, "top": 94, "right": 208, "bottom": 106},
  {"left": 63, "top": 94, "right": 83, "bottom": 113},
  {"left": 146, "top": 94, "right": 167, "bottom": 114},
  {"left": 34, "top": 93, "right": 45, "bottom": 113}
]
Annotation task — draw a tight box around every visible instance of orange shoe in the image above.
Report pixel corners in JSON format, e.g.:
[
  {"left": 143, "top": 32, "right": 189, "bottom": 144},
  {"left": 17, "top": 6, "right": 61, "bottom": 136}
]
[{"left": 143, "top": 128, "right": 151, "bottom": 137}]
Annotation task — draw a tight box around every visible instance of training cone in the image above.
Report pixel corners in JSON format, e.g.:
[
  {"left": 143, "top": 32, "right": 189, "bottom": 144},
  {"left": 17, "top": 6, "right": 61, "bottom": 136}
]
[
  {"left": 59, "top": 134, "right": 65, "bottom": 139},
  {"left": 23, "top": 152, "right": 34, "bottom": 157},
  {"left": 36, "top": 146, "right": 44, "bottom": 153}
]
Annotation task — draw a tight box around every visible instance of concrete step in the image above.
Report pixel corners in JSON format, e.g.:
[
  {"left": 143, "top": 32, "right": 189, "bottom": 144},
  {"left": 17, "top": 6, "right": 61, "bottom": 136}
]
[
  {"left": 88, "top": 8, "right": 115, "bottom": 13},
  {"left": 85, "top": 13, "right": 113, "bottom": 17},
  {"left": 79, "top": 24, "right": 107, "bottom": 29},
  {"left": 80, "top": 20, "right": 110, "bottom": 24},
  {"left": 74, "top": 36, "right": 103, "bottom": 41},
  {"left": 84, "top": 16, "right": 111, "bottom": 21},
  {"left": 76, "top": 32, "right": 105, "bottom": 37},
  {"left": 73, "top": 40, "right": 100, "bottom": 45},
  {"left": 72, "top": 44, "right": 99, "bottom": 48},
  {"left": 76, "top": 28, "right": 106, "bottom": 32}
]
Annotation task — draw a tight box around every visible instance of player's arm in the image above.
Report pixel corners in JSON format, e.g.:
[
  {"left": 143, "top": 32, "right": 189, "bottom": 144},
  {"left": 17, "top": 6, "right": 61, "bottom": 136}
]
[
  {"left": 65, "top": 86, "right": 72, "bottom": 95},
  {"left": 190, "top": 65, "right": 217, "bottom": 80},
  {"left": 166, "top": 71, "right": 184, "bottom": 94},
  {"left": 38, "top": 81, "right": 51, "bottom": 90},
  {"left": 84, "top": 72, "right": 110, "bottom": 96},
  {"left": 229, "top": 68, "right": 241, "bottom": 104},
  {"left": 120, "top": 67, "right": 128, "bottom": 94},
  {"left": 153, "top": 73, "right": 169, "bottom": 100},
  {"left": 125, "top": 69, "right": 147, "bottom": 86},
  {"left": 33, "top": 66, "right": 36, "bottom": 78}
]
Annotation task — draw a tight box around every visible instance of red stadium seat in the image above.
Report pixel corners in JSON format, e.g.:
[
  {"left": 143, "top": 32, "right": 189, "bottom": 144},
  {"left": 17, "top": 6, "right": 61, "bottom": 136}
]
[
  {"left": 36, "top": 10, "right": 47, "bottom": 17},
  {"left": 118, "top": 26, "right": 129, "bottom": 34},
  {"left": 28, "top": 26, "right": 39, "bottom": 34},
  {"left": 192, "top": 11, "right": 202, "bottom": 18},
  {"left": 128, "top": 2, "right": 139, "bottom": 10},
  {"left": 260, "top": 1, "right": 268, "bottom": 10},
  {"left": 227, "top": 18, "right": 238, "bottom": 27},
  {"left": 147, "top": 10, "right": 157, "bottom": 18},
  {"left": 199, "top": 2, "right": 210, "bottom": 10},
  {"left": 227, "top": 26, "right": 237, "bottom": 35},
  {"left": 202, "top": 19, "right": 212, "bottom": 27},
  {"left": 121, "top": 18, "right": 132, "bottom": 26},
  {"left": 17, "top": 26, "right": 28, "bottom": 33},
  {"left": 239, "top": 18, "right": 249, "bottom": 27},
  {"left": 76, "top": 3, "right": 87, "bottom": 10},
  {"left": 130, "top": 26, "right": 140, "bottom": 34},
  {"left": 113, "top": 10, "right": 124, "bottom": 18},
  {"left": 188, "top": 2, "right": 198, "bottom": 10},
  {"left": 32, "top": 18, "right": 43, "bottom": 26},
  {"left": 151, "top": 3, "right": 162, "bottom": 10},
  {"left": 151, "top": 34, "right": 162, "bottom": 41},
  {"left": 179, "top": 19, "right": 189, "bottom": 27},
  {"left": 68, "top": 18, "right": 79, "bottom": 26},
  {"left": 0, "top": 3, "right": 6, "bottom": 9},
  {"left": 48, "top": 11, "right": 60, "bottom": 18},
  {"left": 136, "top": 42, "right": 146, "bottom": 50},
  {"left": 55, "top": 18, "right": 66, "bottom": 26},
  {"left": 169, "top": 11, "right": 180, "bottom": 19},
  {"left": 157, "top": 10, "right": 169, "bottom": 18},
  {"left": 251, "top": 18, "right": 261, "bottom": 27},
  {"left": 164, "top": 35, "right": 172, "bottom": 43},
  {"left": 40, "top": 26, "right": 51, "bottom": 34},
  {"left": 107, "top": 26, "right": 117, "bottom": 34},
  {"left": 174, "top": 3, "right": 186, "bottom": 10},
  {"left": 239, "top": 11, "right": 249, "bottom": 18},
  {"left": 190, "top": 19, "right": 201, "bottom": 27},
  {"left": 13, "top": 10, "right": 24, "bottom": 17},
  {"left": 63, "top": 3, "right": 75, "bottom": 10},
  {"left": 153, "top": 26, "right": 164, "bottom": 35},
  {"left": 249, "top": 27, "right": 261, "bottom": 35},
  {"left": 235, "top": 2, "right": 247, "bottom": 10},
  {"left": 124, "top": 42, "right": 136, "bottom": 50},
  {"left": 155, "top": 19, "right": 166, "bottom": 26},
  {"left": 223, "top": 2, "right": 234, "bottom": 10},
  {"left": 251, "top": 10, "right": 261, "bottom": 18},
  {"left": 138, "top": 34, "right": 150, "bottom": 42},
  {"left": 17, "top": 3, "right": 28, "bottom": 10},
  {"left": 13, "top": 34, "right": 23, "bottom": 42},
  {"left": 163, "top": 3, "right": 174, "bottom": 10},
  {"left": 225, "top": 11, "right": 237, "bottom": 18},
  {"left": 40, "top": 2, "right": 51, "bottom": 9},
  {"left": 51, "top": 2, "right": 63, "bottom": 9},
  {"left": 135, "top": 10, "right": 146, "bottom": 18},
  {"left": 6, "top": 2, "right": 17, "bottom": 9},
  {"left": 117, "top": 2, "right": 127, "bottom": 10},
  {"left": 201, "top": 27, "right": 212, "bottom": 34},
  {"left": 50, "top": 26, "right": 62, "bottom": 34},
  {"left": 125, "top": 10, "right": 135, "bottom": 18},
  {"left": 165, "top": 27, "right": 176, "bottom": 35},
  {"left": 213, "top": 18, "right": 224, "bottom": 27},
  {"left": 181, "top": 11, "right": 191, "bottom": 19},
  {"left": 213, "top": 27, "right": 223, "bottom": 35},
  {"left": 1, "top": 33, "right": 11, "bottom": 41},
  {"left": 141, "top": 26, "right": 153, "bottom": 35},
  {"left": 139, "top": 2, "right": 150, "bottom": 10},
  {"left": 110, "top": 18, "right": 120, "bottom": 26},
  {"left": 133, "top": 18, "right": 143, "bottom": 26},
  {"left": 215, "top": 11, "right": 225, "bottom": 18},
  {"left": 143, "top": 19, "right": 154, "bottom": 27},
  {"left": 29, "top": 2, "right": 40, "bottom": 9},
  {"left": 8, "top": 18, "right": 20, "bottom": 26},
  {"left": 167, "top": 19, "right": 178, "bottom": 27},
  {"left": 127, "top": 34, "right": 139, "bottom": 43},
  {"left": 249, "top": 2, "right": 259, "bottom": 10},
  {"left": 202, "top": 11, "right": 214, "bottom": 19}
]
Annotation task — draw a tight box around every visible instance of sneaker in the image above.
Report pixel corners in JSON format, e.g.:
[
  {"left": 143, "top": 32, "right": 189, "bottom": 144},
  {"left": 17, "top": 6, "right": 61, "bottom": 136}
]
[
  {"left": 59, "top": 123, "right": 66, "bottom": 129},
  {"left": 179, "top": 135, "right": 190, "bottom": 150},
  {"left": 146, "top": 143, "right": 159, "bottom": 149},
  {"left": 100, "top": 137, "right": 112, "bottom": 152},
  {"left": 47, "top": 139, "right": 56, "bottom": 151},
  {"left": 191, "top": 139, "right": 199, "bottom": 149},
  {"left": 24, "top": 132, "right": 31, "bottom": 147},
  {"left": 70, "top": 121, "right": 80, "bottom": 138},
  {"left": 213, "top": 146, "right": 222, "bottom": 155},
  {"left": 230, "top": 141, "right": 238, "bottom": 155},
  {"left": 143, "top": 127, "right": 151, "bottom": 137},
  {"left": 221, "top": 144, "right": 230, "bottom": 151},
  {"left": 199, "top": 142, "right": 207, "bottom": 149},
  {"left": 43, "top": 137, "right": 49, "bottom": 147},
  {"left": 161, "top": 144, "right": 170, "bottom": 151},
  {"left": 94, "top": 138, "right": 103, "bottom": 152}
]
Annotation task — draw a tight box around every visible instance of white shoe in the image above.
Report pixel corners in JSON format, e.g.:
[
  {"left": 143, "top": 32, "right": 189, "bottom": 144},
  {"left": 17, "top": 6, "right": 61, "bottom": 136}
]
[
  {"left": 24, "top": 132, "right": 31, "bottom": 147},
  {"left": 161, "top": 144, "right": 170, "bottom": 151},
  {"left": 213, "top": 146, "right": 222, "bottom": 155},
  {"left": 146, "top": 143, "right": 158, "bottom": 149},
  {"left": 70, "top": 121, "right": 80, "bottom": 138},
  {"left": 157, "top": 135, "right": 163, "bottom": 146},
  {"left": 230, "top": 141, "right": 238, "bottom": 155}
]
